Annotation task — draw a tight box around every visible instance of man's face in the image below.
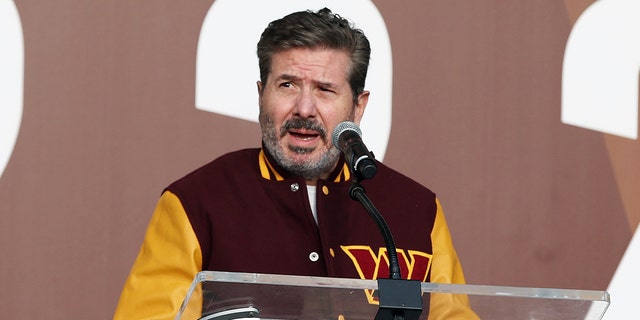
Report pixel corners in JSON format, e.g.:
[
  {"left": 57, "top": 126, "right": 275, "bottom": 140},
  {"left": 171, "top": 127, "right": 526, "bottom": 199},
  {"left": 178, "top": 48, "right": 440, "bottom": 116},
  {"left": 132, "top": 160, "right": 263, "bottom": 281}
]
[{"left": 258, "top": 47, "right": 369, "bottom": 182}]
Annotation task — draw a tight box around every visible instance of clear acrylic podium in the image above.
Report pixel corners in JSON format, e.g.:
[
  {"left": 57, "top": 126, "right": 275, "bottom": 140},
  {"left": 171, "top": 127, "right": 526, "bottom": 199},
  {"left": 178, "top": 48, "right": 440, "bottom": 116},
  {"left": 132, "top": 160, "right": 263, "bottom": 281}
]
[{"left": 175, "top": 271, "right": 610, "bottom": 320}]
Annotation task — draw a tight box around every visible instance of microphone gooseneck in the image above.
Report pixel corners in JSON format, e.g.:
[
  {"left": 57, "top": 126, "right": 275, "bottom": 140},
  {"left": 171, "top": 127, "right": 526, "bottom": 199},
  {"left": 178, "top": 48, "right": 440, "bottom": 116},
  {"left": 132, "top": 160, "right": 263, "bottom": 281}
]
[
  {"left": 332, "top": 121, "right": 399, "bottom": 278},
  {"left": 332, "top": 121, "right": 424, "bottom": 320}
]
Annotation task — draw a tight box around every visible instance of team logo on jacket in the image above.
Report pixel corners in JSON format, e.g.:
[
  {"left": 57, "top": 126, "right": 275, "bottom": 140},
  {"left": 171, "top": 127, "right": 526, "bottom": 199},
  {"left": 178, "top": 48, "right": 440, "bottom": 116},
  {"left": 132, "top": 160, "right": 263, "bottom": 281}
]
[{"left": 341, "top": 245, "right": 432, "bottom": 304}]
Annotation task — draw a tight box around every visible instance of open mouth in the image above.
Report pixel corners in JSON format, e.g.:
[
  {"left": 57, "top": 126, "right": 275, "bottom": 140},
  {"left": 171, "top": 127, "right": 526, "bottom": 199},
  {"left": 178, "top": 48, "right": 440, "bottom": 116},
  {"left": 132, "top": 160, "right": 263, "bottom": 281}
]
[{"left": 288, "top": 129, "right": 320, "bottom": 141}]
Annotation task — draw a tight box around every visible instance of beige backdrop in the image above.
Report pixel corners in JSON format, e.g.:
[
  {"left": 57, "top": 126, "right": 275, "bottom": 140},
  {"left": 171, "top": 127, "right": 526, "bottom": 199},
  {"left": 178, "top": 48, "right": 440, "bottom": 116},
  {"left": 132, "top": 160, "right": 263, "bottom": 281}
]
[{"left": 0, "top": 0, "right": 637, "bottom": 319}]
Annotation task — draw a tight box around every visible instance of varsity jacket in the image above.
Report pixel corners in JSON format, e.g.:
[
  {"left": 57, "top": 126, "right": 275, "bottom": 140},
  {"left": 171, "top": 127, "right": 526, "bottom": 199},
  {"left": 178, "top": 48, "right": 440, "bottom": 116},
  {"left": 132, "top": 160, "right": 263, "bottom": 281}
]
[{"left": 114, "top": 148, "right": 477, "bottom": 319}]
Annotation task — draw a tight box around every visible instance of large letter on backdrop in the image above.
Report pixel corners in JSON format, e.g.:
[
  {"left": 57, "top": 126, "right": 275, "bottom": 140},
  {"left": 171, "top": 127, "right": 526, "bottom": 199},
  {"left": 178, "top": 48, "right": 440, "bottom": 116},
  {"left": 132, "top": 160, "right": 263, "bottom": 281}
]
[
  {"left": 195, "top": 0, "right": 393, "bottom": 160},
  {"left": 563, "top": 1, "right": 640, "bottom": 319},
  {"left": 562, "top": 0, "right": 640, "bottom": 140},
  {"left": 0, "top": 0, "right": 24, "bottom": 179}
]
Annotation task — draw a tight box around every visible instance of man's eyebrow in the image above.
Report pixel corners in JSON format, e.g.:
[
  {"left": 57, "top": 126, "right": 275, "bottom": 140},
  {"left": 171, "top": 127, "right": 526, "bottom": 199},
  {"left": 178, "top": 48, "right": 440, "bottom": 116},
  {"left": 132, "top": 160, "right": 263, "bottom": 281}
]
[
  {"left": 275, "top": 73, "right": 337, "bottom": 88},
  {"left": 316, "top": 80, "right": 337, "bottom": 89},
  {"left": 276, "top": 74, "right": 300, "bottom": 81}
]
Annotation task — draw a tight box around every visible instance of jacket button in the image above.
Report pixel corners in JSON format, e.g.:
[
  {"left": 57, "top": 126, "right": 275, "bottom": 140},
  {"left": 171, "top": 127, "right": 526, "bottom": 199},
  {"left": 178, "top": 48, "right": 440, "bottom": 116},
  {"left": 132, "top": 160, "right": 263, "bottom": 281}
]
[
  {"left": 290, "top": 183, "right": 299, "bottom": 192},
  {"left": 309, "top": 252, "right": 319, "bottom": 262},
  {"left": 322, "top": 186, "right": 329, "bottom": 195}
]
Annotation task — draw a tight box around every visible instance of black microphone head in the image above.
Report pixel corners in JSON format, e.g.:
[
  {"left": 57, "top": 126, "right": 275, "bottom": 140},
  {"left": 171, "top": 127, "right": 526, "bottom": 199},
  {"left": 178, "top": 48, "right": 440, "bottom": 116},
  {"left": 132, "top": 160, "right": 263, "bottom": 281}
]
[{"left": 332, "top": 121, "right": 362, "bottom": 149}]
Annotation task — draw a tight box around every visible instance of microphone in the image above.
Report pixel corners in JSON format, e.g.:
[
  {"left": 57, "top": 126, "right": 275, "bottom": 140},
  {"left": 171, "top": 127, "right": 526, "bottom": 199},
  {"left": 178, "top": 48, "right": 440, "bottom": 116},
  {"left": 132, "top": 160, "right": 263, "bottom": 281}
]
[
  {"left": 332, "top": 121, "right": 377, "bottom": 180},
  {"left": 334, "top": 122, "right": 423, "bottom": 319}
]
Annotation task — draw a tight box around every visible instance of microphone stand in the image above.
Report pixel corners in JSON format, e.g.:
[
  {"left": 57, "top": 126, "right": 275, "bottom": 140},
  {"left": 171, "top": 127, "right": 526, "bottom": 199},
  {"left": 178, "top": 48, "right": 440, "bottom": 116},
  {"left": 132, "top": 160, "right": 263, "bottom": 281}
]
[{"left": 349, "top": 178, "right": 424, "bottom": 320}]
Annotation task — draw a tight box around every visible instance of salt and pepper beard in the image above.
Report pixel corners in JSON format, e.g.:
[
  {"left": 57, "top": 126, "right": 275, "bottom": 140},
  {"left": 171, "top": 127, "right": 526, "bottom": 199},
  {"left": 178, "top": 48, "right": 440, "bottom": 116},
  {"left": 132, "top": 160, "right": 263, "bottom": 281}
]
[{"left": 260, "top": 114, "right": 344, "bottom": 180}]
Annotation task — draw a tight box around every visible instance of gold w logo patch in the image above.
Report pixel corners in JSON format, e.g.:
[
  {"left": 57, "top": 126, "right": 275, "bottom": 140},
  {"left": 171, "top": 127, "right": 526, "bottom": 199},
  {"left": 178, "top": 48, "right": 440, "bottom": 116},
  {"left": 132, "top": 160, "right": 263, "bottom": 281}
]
[{"left": 341, "top": 245, "right": 432, "bottom": 304}]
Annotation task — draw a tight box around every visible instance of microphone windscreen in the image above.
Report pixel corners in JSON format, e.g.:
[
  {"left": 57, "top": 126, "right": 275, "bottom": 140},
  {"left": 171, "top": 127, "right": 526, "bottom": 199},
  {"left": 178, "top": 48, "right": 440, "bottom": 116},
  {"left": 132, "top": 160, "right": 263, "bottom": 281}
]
[{"left": 332, "top": 121, "right": 362, "bottom": 148}]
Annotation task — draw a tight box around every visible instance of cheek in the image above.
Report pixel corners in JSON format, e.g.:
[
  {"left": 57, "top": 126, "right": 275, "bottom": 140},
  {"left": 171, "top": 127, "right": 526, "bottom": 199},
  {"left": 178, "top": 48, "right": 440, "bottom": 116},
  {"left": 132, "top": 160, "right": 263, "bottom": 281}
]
[
  {"left": 261, "top": 92, "right": 290, "bottom": 115},
  {"left": 260, "top": 108, "right": 291, "bottom": 134},
  {"left": 321, "top": 103, "right": 356, "bottom": 122}
]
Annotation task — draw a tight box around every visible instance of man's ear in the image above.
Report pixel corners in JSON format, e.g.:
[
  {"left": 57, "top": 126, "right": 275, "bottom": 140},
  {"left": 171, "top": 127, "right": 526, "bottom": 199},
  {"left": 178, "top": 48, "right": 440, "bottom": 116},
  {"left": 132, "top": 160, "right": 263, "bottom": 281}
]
[
  {"left": 257, "top": 81, "right": 263, "bottom": 95},
  {"left": 257, "top": 81, "right": 263, "bottom": 106},
  {"left": 354, "top": 90, "right": 370, "bottom": 125}
]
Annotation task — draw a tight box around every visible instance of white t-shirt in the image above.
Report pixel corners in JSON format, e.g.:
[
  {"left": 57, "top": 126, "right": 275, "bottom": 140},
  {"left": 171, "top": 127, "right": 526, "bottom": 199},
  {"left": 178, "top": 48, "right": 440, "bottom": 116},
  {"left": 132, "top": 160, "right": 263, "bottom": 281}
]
[{"left": 306, "top": 185, "right": 318, "bottom": 224}]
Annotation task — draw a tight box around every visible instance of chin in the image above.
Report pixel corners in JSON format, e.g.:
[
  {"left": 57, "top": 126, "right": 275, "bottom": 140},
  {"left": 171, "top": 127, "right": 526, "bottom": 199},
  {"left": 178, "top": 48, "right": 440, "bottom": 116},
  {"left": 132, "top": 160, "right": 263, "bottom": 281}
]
[{"left": 285, "top": 152, "right": 317, "bottom": 165}]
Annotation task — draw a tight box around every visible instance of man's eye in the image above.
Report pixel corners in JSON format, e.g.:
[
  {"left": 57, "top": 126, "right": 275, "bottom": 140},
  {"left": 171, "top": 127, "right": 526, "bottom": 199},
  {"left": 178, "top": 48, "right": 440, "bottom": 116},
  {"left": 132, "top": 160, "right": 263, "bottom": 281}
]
[
  {"left": 319, "top": 87, "right": 333, "bottom": 92},
  {"left": 279, "top": 82, "right": 292, "bottom": 88}
]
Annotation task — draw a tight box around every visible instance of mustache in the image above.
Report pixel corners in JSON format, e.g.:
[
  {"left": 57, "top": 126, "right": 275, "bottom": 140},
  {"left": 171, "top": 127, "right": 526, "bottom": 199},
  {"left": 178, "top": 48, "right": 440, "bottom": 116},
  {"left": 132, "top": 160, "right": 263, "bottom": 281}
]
[{"left": 280, "top": 118, "right": 327, "bottom": 140}]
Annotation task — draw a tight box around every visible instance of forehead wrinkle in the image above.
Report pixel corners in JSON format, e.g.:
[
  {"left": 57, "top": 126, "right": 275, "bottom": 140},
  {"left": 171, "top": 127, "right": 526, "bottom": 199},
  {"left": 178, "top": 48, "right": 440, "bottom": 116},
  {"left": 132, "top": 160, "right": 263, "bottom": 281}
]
[{"left": 270, "top": 48, "right": 350, "bottom": 84}]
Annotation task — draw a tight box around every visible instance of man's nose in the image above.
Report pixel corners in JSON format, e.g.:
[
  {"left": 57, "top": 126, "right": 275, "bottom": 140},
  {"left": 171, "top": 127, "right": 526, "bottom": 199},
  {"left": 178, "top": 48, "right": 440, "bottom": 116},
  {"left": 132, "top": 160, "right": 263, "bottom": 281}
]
[{"left": 293, "top": 88, "right": 317, "bottom": 118}]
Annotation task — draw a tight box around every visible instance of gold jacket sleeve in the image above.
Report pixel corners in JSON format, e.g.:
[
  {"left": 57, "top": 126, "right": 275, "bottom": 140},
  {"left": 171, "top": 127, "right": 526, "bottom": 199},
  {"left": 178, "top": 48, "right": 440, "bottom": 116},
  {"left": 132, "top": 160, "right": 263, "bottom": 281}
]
[
  {"left": 113, "top": 191, "right": 203, "bottom": 320},
  {"left": 428, "top": 198, "right": 480, "bottom": 319}
]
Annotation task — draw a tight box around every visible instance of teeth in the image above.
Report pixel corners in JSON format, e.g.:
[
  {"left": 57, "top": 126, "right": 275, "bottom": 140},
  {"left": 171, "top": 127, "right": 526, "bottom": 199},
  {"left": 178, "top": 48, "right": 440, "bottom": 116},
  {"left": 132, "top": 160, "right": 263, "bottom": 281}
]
[{"left": 290, "top": 132, "right": 317, "bottom": 140}]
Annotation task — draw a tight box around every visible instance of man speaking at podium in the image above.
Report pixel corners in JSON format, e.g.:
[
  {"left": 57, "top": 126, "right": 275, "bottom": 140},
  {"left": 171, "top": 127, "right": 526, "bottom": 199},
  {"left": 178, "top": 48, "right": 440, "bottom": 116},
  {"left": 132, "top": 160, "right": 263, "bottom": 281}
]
[{"left": 115, "top": 8, "right": 476, "bottom": 319}]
